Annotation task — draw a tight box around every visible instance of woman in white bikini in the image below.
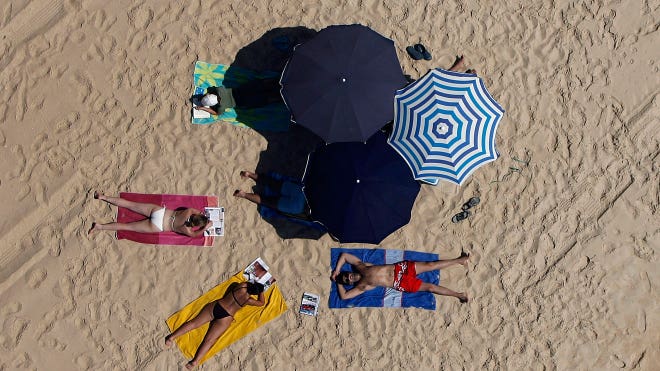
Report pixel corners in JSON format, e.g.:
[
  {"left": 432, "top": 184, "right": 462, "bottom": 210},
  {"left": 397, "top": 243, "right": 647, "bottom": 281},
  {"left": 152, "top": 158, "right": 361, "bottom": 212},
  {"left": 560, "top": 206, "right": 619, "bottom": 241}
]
[{"left": 88, "top": 192, "right": 212, "bottom": 237}]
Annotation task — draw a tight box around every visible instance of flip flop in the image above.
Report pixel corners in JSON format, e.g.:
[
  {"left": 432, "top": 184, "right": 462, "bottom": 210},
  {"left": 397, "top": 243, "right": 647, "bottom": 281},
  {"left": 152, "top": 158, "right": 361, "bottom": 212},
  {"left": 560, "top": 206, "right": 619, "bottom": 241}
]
[
  {"left": 461, "top": 197, "right": 480, "bottom": 211},
  {"left": 414, "top": 44, "right": 432, "bottom": 60},
  {"left": 451, "top": 210, "right": 470, "bottom": 223},
  {"left": 406, "top": 45, "right": 423, "bottom": 60}
]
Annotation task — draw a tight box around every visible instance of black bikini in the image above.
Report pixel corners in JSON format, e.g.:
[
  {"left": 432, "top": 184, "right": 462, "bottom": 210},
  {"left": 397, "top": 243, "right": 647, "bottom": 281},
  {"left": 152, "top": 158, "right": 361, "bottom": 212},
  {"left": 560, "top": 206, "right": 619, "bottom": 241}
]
[
  {"left": 212, "top": 302, "right": 231, "bottom": 319},
  {"left": 212, "top": 284, "right": 249, "bottom": 320}
]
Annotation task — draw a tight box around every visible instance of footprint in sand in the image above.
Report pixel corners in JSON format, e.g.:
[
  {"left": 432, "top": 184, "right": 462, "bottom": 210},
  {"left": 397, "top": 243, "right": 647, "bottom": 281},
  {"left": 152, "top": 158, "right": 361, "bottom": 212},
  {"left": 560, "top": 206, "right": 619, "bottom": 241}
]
[
  {"left": 11, "top": 352, "right": 32, "bottom": 368},
  {"left": 610, "top": 354, "right": 625, "bottom": 368},
  {"left": 74, "top": 354, "right": 93, "bottom": 369},
  {"left": 25, "top": 267, "right": 47, "bottom": 289}
]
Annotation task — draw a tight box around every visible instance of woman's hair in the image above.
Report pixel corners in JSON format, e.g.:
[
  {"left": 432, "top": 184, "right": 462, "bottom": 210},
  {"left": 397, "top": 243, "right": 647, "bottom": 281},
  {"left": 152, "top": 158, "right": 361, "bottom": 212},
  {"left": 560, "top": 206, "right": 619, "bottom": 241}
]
[
  {"left": 247, "top": 282, "right": 265, "bottom": 295},
  {"left": 185, "top": 214, "right": 209, "bottom": 227}
]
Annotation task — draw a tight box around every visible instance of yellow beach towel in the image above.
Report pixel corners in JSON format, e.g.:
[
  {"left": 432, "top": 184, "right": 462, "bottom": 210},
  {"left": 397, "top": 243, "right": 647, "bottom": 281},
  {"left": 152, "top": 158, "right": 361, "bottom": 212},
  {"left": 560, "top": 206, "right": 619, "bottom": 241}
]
[{"left": 166, "top": 272, "right": 287, "bottom": 365}]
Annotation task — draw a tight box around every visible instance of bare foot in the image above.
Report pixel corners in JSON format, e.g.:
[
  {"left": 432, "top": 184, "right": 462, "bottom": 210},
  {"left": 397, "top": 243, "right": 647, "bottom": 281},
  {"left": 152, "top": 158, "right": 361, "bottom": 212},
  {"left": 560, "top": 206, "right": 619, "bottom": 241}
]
[
  {"left": 164, "top": 336, "right": 173, "bottom": 349},
  {"left": 185, "top": 360, "right": 198, "bottom": 370},
  {"left": 233, "top": 189, "right": 246, "bottom": 198},
  {"left": 459, "top": 252, "right": 470, "bottom": 268},
  {"left": 239, "top": 170, "right": 258, "bottom": 181},
  {"left": 459, "top": 293, "right": 469, "bottom": 303},
  {"left": 87, "top": 222, "right": 98, "bottom": 235},
  {"left": 448, "top": 55, "right": 465, "bottom": 72}
]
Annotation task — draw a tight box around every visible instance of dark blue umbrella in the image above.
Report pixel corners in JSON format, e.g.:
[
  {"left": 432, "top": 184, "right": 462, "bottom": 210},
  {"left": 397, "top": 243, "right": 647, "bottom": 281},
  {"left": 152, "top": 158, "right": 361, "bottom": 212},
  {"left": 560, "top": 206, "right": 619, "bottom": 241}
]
[
  {"left": 280, "top": 24, "right": 407, "bottom": 143},
  {"left": 302, "top": 131, "right": 420, "bottom": 244}
]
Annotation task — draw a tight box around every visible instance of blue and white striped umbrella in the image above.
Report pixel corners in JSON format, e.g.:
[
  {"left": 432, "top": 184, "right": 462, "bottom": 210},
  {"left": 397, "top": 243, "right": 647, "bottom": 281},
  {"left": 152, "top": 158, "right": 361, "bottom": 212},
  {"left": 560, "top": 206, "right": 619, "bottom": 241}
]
[{"left": 388, "top": 68, "right": 504, "bottom": 185}]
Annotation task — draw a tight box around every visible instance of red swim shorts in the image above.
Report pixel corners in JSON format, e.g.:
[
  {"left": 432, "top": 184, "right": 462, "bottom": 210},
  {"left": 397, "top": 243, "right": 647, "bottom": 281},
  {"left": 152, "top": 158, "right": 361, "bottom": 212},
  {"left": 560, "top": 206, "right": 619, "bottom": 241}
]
[{"left": 392, "top": 260, "right": 422, "bottom": 293}]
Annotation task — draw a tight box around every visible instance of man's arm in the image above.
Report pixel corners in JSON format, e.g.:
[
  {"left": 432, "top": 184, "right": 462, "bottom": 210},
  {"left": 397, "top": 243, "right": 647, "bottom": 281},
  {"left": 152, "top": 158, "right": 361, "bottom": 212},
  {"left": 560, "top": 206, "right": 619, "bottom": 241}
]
[
  {"left": 331, "top": 253, "right": 364, "bottom": 280},
  {"left": 336, "top": 282, "right": 366, "bottom": 300}
]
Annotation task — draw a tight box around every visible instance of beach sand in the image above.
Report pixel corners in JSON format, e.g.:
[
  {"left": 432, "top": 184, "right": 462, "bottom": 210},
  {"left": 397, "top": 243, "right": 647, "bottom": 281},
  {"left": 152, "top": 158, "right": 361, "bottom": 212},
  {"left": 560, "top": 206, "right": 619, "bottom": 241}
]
[{"left": 0, "top": 0, "right": 658, "bottom": 369}]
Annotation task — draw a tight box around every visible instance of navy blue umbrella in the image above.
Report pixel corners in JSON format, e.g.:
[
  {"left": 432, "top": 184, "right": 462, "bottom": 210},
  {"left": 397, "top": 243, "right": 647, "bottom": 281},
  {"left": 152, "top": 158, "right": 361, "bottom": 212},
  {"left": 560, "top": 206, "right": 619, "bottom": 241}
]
[
  {"left": 302, "top": 131, "right": 420, "bottom": 244},
  {"left": 280, "top": 24, "right": 407, "bottom": 143}
]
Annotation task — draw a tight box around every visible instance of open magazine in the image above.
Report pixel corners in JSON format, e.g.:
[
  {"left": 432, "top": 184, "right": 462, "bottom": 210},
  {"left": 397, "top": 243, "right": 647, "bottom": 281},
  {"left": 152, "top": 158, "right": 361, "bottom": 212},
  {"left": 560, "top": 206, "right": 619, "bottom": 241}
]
[
  {"left": 299, "top": 292, "right": 320, "bottom": 316},
  {"left": 192, "top": 89, "right": 211, "bottom": 119},
  {"left": 192, "top": 104, "right": 211, "bottom": 119},
  {"left": 203, "top": 207, "right": 224, "bottom": 237},
  {"left": 243, "top": 257, "right": 276, "bottom": 292}
]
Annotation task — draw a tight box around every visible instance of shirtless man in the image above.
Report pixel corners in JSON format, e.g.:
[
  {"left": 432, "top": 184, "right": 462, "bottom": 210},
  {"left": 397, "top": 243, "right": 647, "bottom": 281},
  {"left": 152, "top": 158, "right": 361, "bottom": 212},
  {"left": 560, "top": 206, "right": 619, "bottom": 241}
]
[
  {"left": 165, "top": 281, "right": 265, "bottom": 369},
  {"left": 331, "top": 252, "right": 469, "bottom": 303},
  {"left": 88, "top": 192, "right": 212, "bottom": 237}
]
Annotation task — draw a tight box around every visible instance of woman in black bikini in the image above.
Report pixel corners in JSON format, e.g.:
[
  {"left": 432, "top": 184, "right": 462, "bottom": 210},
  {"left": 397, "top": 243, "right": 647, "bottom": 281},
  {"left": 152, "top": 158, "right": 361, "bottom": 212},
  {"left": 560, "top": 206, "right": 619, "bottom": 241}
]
[{"left": 164, "top": 281, "right": 265, "bottom": 369}]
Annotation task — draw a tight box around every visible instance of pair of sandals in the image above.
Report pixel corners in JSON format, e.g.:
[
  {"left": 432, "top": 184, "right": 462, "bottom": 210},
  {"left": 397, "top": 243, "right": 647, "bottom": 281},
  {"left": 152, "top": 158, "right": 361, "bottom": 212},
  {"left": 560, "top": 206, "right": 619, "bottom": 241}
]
[
  {"left": 406, "top": 43, "right": 432, "bottom": 60},
  {"left": 451, "top": 197, "right": 480, "bottom": 223}
]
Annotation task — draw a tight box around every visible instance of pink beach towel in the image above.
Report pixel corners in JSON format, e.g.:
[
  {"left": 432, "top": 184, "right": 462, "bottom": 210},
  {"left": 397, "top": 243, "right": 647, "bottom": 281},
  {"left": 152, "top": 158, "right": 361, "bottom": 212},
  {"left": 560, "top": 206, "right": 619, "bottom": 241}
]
[{"left": 116, "top": 192, "right": 218, "bottom": 246}]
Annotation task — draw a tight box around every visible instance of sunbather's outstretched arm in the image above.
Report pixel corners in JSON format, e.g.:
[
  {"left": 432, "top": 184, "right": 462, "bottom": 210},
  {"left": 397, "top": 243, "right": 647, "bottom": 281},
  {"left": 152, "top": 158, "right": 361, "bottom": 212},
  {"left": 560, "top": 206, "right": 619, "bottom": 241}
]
[
  {"left": 332, "top": 253, "right": 359, "bottom": 279},
  {"left": 182, "top": 220, "right": 213, "bottom": 238},
  {"left": 336, "top": 282, "right": 367, "bottom": 300},
  {"left": 245, "top": 291, "right": 265, "bottom": 307},
  {"left": 332, "top": 253, "right": 372, "bottom": 280},
  {"left": 194, "top": 106, "right": 218, "bottom": 115}
]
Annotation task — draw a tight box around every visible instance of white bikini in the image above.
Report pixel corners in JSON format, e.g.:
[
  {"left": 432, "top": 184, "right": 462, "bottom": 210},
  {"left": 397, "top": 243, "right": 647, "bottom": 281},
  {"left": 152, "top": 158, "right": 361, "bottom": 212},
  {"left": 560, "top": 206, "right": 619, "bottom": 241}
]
[{"left": 149, "top": 207, "right": 166, "bottom": 231}]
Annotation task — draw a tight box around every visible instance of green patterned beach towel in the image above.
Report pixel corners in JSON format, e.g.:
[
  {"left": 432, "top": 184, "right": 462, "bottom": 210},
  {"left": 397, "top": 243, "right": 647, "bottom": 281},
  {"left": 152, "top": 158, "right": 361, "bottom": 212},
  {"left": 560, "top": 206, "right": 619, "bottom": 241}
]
[{"left": 192, "top": 61, "right": 290, "bottom": 132}]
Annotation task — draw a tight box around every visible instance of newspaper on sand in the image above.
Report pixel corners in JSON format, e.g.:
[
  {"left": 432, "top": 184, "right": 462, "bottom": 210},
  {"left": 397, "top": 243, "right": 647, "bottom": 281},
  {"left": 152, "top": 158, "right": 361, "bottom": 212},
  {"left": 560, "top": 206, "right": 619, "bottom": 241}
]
[
  {"left": 243, "top": 257, "right": 276, "bottom": 291},
  {"left": 203, "top": 207, "right": 224, "bottom": 237}
]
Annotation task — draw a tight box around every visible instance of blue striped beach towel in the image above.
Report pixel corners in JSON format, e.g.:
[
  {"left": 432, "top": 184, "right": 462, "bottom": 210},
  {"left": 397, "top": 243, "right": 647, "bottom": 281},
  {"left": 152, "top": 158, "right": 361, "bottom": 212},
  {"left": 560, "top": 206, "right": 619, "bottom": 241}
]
[
  {"left": 329, "top": 248, "right": 439, "bottom": 310},
  {"left": 192, "top": 61, "right": 290, "bottom": 131}
]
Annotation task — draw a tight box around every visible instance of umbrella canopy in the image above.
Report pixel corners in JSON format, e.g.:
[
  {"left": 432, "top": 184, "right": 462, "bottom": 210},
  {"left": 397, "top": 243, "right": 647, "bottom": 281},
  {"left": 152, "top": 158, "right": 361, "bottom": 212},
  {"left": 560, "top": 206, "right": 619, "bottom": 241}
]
[
  {"left": 302, "top": 131, "right": 420, "bottom": 244},
  {"left": 280, "top": 24, "right": 407, "bottom": 143},
  {"left": 388, "top": 68, "right": 505, "bottom": 185}
]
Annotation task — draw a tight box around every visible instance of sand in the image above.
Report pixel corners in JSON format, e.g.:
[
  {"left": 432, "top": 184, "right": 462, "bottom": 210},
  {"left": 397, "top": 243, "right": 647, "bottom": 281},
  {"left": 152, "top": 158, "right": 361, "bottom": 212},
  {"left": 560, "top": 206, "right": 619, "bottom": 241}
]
[{"left": 0, "top": 0, "right": 658, "bottom": 370}]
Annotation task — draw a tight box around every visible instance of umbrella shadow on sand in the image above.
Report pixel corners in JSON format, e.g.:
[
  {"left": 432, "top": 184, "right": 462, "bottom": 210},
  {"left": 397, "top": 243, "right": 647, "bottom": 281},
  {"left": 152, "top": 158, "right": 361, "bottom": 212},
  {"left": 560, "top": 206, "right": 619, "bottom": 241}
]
[
  {"left": 251, "top": 124, "right": 326, "bottom": 240},
  {"left": 224, "top": 27, "right": 326, "bottom": 239}
]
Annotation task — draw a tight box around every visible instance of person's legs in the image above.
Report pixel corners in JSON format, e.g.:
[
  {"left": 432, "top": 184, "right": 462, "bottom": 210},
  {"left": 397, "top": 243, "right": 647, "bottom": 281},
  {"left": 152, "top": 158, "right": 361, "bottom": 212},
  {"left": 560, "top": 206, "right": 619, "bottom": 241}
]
[
  {"left": 89, "top": 219, "right": 161, "bottom": 234},
  {"left": 164, "top": 302, "right": 215, "bottom": 348},
  {"left": 254, "top": 172, "right": 284, "bottom": 190},
  {"left": 234, "top": 171, "right": 284, "bottom": 210},
  {"left": 418, "top": 282, "right": 468, "bottom": 303},
  {"left": 233, "top": 189, "right": 263, "bottom": 204},
  {"left": 413, "top": 252, "right": 469, "bottom": 274},
  {"left": 239, "top": 170, "right": 259, "bottom": 181},
  {"left": 448, "top": 56, "right": 477, "bottom": 74},
  {"left": 233, "top": 189, "right": 283, "bottom": 210},
  {"left": 239, "top": 170, "right": 283, "bottom": 191},
  {"left": 94, "top": 192, "right": 162, "bottom": 216},
  {"left": 448, "top": 56, "right": 465, "bottom": 72},
  {"left": 186, "top": 317, "right": 233, "bottom": 369}
]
